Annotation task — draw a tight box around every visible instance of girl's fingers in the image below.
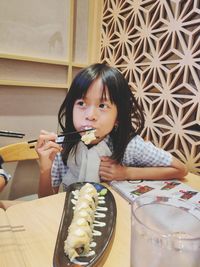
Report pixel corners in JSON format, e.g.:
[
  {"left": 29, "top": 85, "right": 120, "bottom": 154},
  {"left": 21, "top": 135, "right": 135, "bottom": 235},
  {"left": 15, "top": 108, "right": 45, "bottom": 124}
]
[
  {"left": 99, "top": 169, "right": 112, "bottom": 179},
  {"left": 100, "top": 158, "right": 115, "bottom": 168},
  {"left": 100, "top": 156, "right": 110, "bottom": 161},
  {"left": 48, "top": 148, "right": 60, "bottom": 161},
  {"left": 37, "top": 144, "right": 61, "bottom": 158},
  {"left": 100, "top": 175, "right": 111, "bottom": 181},
  {"left": 100, "top": 157, "right": 116, "bottom": 165},
  {"left": 42, "top": 141, "right": 61, "bottom": 151},
  {"left": 37, "top": 146, "right": 61, "bottom": 162},
  {"left": 36, "top": 132, "right": 57, "bottom": 149},
  {"left": 40, "top": 129, "right": 52, "bottom": 135},
  {"left": 100, "top": 161, "right": 112, "bottom": 168},
  {"left": 99, "top": 166, "right": 111, "bottom": 173},
  {"left": 100, "top": 177, "right": 109, "bottom": 181}
]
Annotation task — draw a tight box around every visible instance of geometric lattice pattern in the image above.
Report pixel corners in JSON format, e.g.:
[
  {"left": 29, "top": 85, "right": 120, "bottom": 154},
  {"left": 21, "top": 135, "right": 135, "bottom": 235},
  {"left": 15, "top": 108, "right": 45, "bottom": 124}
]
[{"left": 100, "top": 0, "right": 200, "bottom": 175}]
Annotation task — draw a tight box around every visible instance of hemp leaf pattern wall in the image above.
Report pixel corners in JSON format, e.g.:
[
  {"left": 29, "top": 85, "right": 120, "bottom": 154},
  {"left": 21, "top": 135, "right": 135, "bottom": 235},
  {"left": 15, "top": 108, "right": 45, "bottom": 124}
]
[{"left": 100, "top": 0, "right": 200, "bottom": 174}]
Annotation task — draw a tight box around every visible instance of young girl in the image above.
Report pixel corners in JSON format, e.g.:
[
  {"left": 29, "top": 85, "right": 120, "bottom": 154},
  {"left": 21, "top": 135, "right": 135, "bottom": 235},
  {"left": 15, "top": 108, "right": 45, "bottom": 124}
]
[{"left": 36, "top": 63, "right": 188, "bottom": 197}]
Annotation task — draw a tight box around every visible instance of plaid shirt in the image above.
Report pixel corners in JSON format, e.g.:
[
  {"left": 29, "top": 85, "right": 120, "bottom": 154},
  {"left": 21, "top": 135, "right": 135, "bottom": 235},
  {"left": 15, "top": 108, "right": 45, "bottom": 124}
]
[{"left": 51, "top": 135, "right": 172, "bottom": 188}]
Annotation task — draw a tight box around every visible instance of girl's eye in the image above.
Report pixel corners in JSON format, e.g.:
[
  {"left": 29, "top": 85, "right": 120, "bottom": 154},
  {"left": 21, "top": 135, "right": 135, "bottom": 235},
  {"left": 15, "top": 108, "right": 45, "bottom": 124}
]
[
  {"left": 76, "top": 100, "right": 85, "bottom": 107},
  {"left": 99, "top": 103, "right": 109, "bottom": 109}
]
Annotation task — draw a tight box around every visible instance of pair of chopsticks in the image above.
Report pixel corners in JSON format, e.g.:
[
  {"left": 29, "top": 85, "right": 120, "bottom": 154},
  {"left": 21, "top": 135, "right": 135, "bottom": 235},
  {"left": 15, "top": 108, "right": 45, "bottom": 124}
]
[
  {"left": 28, "top": 128, "right": 94, "bottom": 148},
  {"left": 0, "top": 130, "right": 25, "bottom": 138}
]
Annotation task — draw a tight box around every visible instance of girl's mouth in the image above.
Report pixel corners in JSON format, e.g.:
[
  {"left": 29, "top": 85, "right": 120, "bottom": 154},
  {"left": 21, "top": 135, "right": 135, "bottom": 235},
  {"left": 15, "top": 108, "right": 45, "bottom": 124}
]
[{"left": 80, "top": 126, "right": 96, "bottom": 134}]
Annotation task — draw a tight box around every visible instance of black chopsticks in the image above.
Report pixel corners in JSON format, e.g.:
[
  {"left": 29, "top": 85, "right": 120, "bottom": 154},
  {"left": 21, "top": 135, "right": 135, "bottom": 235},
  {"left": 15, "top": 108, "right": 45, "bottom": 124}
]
[
  {"left": 27, "top": 128, "right": 94, "bottom": 148},
  {"left": 0, "top": 130, "right": 25, "bottom": 138},
  {"left": 59, "top": 128, "right": 95, "bottom": 136}
]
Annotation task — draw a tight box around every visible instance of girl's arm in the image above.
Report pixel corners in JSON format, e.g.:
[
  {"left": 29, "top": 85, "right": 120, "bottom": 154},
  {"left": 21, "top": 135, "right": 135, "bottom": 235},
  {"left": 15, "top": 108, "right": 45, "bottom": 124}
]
[
  {"left": 99, "top": 156, "right": 188, "bottom": 181},
  {"left": 38, "top": 166, "right": 53, "bottom": 198},
  {"left": 125, "top": 156, "right": 188, "bottom": 180},
  {"left": 35, "top": 130, "right": 62, "bottom": 198}
]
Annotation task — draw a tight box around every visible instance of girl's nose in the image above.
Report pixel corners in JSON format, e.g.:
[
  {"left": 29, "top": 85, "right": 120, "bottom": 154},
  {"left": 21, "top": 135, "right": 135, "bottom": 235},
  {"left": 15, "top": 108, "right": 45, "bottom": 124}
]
[{"left": 85, "top": 106, "right": 97, "bottom": 121}]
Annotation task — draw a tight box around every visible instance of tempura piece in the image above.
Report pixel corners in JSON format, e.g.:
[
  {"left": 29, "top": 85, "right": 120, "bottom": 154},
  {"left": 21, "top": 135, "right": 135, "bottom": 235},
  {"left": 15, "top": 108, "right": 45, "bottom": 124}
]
[
  {"left": 64, "top": 228, "right": 91, "bottom": 260},
  {"left": 79, "top": 183, "right": 98, "bottom": 206},
  {"left": 81, "top": 129, "right": 96, "bottom": 145}
]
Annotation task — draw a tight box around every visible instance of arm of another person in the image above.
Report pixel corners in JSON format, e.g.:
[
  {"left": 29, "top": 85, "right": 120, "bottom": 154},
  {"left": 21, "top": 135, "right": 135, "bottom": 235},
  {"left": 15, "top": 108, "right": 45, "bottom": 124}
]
[
  {"left": 35, "top": 130, "right": 62, "bottom": 198},
  {"left": 100, "top": 156, "right": 188, "bottom": 181},
  {"left": 0, "top": 175, "right": 6, "bottom": 192},
  {"left": 0, "top": 168, "right": 11, "bottom": 192}
]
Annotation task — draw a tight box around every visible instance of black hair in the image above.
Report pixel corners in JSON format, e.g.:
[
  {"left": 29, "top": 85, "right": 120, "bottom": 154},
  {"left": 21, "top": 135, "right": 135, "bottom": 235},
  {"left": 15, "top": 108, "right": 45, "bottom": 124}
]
[{"left": 58, "top": 63, "right": 144, "bottom": 163}]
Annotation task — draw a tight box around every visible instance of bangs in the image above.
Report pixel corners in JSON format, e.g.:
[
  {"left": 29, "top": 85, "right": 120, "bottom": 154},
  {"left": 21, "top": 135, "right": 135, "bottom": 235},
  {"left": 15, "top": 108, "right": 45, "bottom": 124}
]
[
  {"left": 74, "top": 74, "right": 115, "bottom": 103},
  {"left": 71, "top": 67, "right": 100, "bottom": 100},
  {"left": 73, "top": 77, "right": 94, "bottom": 99},
  {"left": 100, "top": 84, "right": 114, "bottom": 103},
  {"left": 101, "top": 75, "right": 119, "bottom": 105}
]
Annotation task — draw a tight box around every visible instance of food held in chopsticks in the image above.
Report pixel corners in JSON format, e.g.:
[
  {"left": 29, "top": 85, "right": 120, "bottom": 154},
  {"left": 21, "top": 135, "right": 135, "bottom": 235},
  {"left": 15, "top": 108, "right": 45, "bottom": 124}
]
[
  {"left": 64, "top": 183, "right": 105, "bottom": 261},
  {"left": 81, "top": 129, "right": 96, "bottom": 145},
  {"left": 27, "top": 128, "right": 97, "bottom": 148}
]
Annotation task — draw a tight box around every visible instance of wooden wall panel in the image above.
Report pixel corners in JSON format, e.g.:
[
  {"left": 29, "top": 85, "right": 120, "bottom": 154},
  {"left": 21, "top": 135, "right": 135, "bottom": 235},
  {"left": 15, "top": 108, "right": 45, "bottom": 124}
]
[
  {"left": 0, "top": 0, "right": 69, "bottom": 61},
  {"left": 0, "top": 59, "right": 68, "bottom": 87},
  {"left": 101, "top": 0, "right": 200, "bottom": 174}
]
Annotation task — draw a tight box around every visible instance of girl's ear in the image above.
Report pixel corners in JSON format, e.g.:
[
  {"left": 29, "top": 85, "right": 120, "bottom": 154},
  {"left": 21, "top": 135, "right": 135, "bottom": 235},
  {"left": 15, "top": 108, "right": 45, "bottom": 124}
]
[{"left": 114, "top": 121, "right": 118, "bottom": 131}]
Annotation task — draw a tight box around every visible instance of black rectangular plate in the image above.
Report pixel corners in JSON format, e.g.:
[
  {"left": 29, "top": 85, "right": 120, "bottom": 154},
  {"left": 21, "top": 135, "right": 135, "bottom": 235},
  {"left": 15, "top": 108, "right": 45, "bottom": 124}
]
[{"left": 53, "top": 182, "right": 117, "bottom": 267}]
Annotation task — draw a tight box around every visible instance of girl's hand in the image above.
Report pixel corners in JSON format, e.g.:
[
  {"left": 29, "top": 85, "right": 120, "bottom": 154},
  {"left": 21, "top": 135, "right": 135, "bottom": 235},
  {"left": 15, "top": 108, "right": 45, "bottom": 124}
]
[
  {"left": 99, "top": 156, "right": 127, "bottom": 181},
  {"left": 35, "top": 130, "right": 62, "bottom": 172}
]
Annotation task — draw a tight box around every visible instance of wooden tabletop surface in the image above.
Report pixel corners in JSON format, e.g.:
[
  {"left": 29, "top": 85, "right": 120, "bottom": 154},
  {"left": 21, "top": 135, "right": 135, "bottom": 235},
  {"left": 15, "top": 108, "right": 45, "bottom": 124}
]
[{"left": 0, "top": 172, "right": 199, "bottom": 267}]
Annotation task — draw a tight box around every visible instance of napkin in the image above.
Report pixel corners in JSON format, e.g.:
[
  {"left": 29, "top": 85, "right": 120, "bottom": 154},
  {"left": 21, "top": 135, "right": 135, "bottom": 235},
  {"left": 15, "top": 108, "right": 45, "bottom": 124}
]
[{"left": 62, "top": 140, "right": 112, "bottom": 187}]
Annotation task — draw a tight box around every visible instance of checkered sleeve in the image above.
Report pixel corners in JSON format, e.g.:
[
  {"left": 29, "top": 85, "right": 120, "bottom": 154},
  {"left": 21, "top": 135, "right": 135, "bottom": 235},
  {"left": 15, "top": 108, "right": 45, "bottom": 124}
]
[
  {"left": 122, "top": 135, "right": 172, "bottom": 167},
  {"left": 51, "top": 153, "right": 68, "bottom": 187}
]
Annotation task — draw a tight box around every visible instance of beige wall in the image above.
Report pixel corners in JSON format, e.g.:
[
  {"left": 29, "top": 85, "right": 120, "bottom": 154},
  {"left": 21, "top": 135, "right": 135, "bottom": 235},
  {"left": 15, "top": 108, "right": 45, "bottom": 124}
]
[
  {"left": 0, "top": 86, "right": 66, "bottom": 142},
  {"left": 0, "top": 86, "right": 66, "bottom": 199}
]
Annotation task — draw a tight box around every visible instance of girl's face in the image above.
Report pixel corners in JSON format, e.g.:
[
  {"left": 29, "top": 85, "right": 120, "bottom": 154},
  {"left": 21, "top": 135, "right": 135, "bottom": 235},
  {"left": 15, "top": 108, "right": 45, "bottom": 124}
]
[{"left": 73, "top": 78, "right": 118, "bottom": 144}]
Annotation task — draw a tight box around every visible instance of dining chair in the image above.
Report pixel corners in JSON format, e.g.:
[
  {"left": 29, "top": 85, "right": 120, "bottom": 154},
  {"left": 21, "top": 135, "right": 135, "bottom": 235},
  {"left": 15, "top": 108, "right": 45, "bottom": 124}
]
[
  {"left": 0, "top": 142, "right": 39, "bottom": 200},
  {"left": 0, "top": 142, "right": 38, "bottom": 164}
]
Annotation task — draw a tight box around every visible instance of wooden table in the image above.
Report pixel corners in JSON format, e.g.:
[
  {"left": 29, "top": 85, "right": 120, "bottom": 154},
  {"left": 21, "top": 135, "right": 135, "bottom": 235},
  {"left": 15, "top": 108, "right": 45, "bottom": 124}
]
[{"left": 0, "top": 173, "right": 199, "bottom": 267}]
